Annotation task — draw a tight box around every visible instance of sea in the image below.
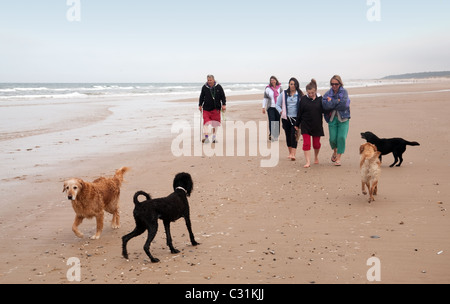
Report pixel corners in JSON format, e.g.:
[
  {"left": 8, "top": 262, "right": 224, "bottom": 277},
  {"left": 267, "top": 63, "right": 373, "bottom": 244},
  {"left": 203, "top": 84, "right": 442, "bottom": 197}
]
[
  {"left": 0, "top": 83, "right": 265, "bottom": 102},
  {"left": 0, "top": 80, "right": 393, "bottom": 102}
]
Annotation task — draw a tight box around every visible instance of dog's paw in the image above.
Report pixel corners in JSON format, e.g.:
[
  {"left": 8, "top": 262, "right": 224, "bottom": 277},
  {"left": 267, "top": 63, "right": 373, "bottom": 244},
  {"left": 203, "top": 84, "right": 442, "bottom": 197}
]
[
  {"left": 362, "top": 191, "right": 367, "bottom": 195},
  {"left": 90, "top": 235, "right": 100, "bottom": 240},
  {"left": 151, "top": 258, "right": 160, "bottom": 263},
  {"left": 111, "top": 224, "right": 120, "bottom": 229}
]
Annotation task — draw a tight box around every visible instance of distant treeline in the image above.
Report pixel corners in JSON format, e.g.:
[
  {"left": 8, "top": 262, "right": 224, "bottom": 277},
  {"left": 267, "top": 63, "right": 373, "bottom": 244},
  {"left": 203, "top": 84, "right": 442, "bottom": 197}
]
[{"left": 382, "top": 71, "right": 450, "bottom": 80}]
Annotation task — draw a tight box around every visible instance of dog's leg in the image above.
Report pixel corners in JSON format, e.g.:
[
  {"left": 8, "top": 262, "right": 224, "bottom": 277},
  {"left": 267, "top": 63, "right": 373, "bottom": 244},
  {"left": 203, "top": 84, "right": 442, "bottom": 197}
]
[
  {"left": 163, "top": 220, "right": 180, "bottom": 254},
  {"left": 396, "top": 153, "right": 404, "bottom": 167},
  {"left": 143, "top": 222, "right": 160, "bottom": 263},
  {"left": 91, "top": 212, "right": 104, "bottom": 240},
  {"left": 390, "top": 153, "right": 398, "bottom": 167},
  {"left": 122, "top": 224, "right": 146, "bottom": 259},
  {"left": 72, "top": 215, "right": 84, "bottom": 238},
  {"left": 366, "top": 182, "right": 372, "bottom": 202},
  {"left": 111, "top": 210, "right": 120, "bottom": 229},
  {"left": 361, "top": 181, "right": 367, "bottom": 195},
  {"left": 184, "top": 215, "right": 199, "bottom": 246},
  {"left": 369, "top": 181, "right": 378, "bottom": 203}
]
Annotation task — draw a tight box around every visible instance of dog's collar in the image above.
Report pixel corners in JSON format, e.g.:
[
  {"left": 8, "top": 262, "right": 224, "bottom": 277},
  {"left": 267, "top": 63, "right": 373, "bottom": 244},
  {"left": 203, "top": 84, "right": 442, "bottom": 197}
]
[{"left": 175, "top": 186, "right": 187, "bottom": 194}]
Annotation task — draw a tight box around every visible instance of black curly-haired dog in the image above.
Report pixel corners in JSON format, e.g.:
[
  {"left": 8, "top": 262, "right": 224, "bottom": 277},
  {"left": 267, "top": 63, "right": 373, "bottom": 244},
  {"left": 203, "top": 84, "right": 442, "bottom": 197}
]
[
  {"left": 122, "top": 172, "right": 199, "bottom": 263},
  {"left": 361, "top": 131, "right": 420, "bottom": 167}
]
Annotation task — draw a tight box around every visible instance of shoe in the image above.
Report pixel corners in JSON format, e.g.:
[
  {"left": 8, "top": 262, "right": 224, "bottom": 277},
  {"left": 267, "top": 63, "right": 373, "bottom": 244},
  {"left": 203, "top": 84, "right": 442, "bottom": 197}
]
[
  {"left": 202, "top": 138, "right": 210, "bottom": 144},
  {"left": 331, "top": 153, "right": 337, "bottom": 163}
]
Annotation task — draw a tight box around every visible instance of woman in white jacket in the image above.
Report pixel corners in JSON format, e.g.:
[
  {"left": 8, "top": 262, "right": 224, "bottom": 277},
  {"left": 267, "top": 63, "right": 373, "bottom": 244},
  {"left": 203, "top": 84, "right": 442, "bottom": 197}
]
[{"left": 262, "top": 76, "right": 282, "bottom": 141}]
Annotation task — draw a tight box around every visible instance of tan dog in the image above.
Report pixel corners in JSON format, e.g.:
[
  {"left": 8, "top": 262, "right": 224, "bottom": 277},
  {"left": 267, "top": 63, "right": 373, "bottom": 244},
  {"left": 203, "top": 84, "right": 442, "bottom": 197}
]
[
  {"left": 63, "top": 167, "right": 129, "bottom": 239},
  {"left": 360, "top": 143, "right": 381, "bottom": 203}
]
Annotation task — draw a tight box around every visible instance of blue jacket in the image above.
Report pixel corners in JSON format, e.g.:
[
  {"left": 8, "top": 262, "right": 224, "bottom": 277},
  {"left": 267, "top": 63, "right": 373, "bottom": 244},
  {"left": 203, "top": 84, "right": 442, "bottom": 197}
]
[{"left": 322, "top": 87, "right": 351, "bottom": 123}]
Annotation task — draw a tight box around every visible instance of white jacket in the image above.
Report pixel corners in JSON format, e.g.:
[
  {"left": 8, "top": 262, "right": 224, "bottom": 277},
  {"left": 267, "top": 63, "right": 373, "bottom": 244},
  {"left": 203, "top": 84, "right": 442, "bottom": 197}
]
[{"left": 262, "top": 86, "right": 283, "bottom": 110}]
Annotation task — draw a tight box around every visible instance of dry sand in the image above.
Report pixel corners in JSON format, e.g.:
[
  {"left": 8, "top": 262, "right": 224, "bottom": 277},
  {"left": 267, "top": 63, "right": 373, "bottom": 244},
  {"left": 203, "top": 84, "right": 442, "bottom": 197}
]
[{"left": 1, "top": 80, "right": 450, "bottom": 284}]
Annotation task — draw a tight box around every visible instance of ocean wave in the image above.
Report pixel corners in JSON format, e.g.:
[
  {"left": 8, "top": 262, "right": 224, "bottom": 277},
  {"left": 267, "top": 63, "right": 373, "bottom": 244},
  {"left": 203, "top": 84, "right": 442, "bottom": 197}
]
[
  {"left": 0, "top": 92, "right": 89, "bottom": 100},
  {"left": 0, "top": 87, "right": 50, "bottom": 92},
  {"left": 0, "top": 80, "right": 409, "bottom": 102}
]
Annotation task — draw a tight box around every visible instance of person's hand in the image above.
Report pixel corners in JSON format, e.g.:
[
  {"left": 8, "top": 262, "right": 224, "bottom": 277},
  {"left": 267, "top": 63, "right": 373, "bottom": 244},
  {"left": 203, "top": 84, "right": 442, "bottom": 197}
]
[
  {"left": 327, "top": 97, "right": 332, "bottom": 102},
  {"left": 199, "top": 106, "right": 202, "bottom": 112},
  {"left": 262, "top": 108, "right": 266, "bottom": 114},
  {"left": 294, "top": 126, "right": 299, "bottom": 131},
  {"left": 222, "top": 105, "right": 227, "bottom": 113}
]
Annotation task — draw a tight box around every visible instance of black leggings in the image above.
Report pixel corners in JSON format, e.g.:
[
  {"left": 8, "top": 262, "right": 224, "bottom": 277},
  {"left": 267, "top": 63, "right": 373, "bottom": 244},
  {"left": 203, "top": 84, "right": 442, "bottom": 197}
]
[{"left": 282, "top": 118, "right": 298, "bottom": 149}]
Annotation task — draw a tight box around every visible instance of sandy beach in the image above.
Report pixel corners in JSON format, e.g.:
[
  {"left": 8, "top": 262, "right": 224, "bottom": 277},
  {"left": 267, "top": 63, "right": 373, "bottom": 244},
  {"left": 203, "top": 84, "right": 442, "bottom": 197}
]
[{"left": 1, "top": 79, "right": 450, "bottom": 284}]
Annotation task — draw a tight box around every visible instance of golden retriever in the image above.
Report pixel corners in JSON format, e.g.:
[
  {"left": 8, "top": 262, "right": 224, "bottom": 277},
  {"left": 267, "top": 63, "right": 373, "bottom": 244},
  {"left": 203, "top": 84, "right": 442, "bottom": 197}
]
[
  {"left": 63, "top": 167, "right": 129, "bottom": 239},
  {"left": 360, "top": 143, "right": 381, "bottom": 203}
]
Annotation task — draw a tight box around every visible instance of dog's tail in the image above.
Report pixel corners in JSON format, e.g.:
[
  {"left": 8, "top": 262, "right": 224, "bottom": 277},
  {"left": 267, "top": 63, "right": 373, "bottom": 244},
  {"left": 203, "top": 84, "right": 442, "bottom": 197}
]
[
  {"left": 114, "top": 167, "right": 130, "bottom": 184},
  {"left": 133, "top": 191, "right": 151, "bottom": 205},
  {"left": 173, "top": 172, "right": 193, "bottom": 197},
  {"left": 406, "top": 141, "right": 420, "bottom": 146}
]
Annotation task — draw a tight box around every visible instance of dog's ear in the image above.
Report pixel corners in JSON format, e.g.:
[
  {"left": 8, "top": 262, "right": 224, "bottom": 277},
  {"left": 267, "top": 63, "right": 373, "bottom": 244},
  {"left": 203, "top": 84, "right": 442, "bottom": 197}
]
[
  {"left": 62, "top": 181, "right": 67, "bottom": 193},
  {"left": 359, "top": 144, "right": 365, "bottom": 155},
  {"left": 77, "top": 179, "right": 84, "bottom": 190},
  {"left": 186, "top": 178, "right": 193, "bottom": 197}
]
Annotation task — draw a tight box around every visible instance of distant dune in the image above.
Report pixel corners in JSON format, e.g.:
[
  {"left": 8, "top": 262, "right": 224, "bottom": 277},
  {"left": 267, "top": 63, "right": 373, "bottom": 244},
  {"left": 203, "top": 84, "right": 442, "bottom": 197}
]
[{"left": 382, "top": 71, "right": 450, "bottom": 80}]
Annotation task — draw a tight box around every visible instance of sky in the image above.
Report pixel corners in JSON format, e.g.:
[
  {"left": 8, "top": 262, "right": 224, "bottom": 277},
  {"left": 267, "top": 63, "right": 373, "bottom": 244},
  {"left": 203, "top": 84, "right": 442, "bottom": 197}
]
[{"left": 1, "top": 0, "right": 450, "bottom": 83}]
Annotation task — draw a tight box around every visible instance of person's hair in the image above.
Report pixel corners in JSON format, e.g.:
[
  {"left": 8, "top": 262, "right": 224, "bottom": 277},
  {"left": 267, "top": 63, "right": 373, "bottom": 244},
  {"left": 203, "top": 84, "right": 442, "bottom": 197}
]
[
  {"left": 330, "top": 75, "right": 344, "bottom": 87},
  {"left": 288, "top": 77, "right": 304, "bottom": 97},
  {"left": 306, "top": 78, "right": 317, "bottom": 91},
  {"left": 207, "top": 74, "right": 215, "bottom": 80},
  {"left": 269, "top": 76, "right": 280, "bottom": 87}
]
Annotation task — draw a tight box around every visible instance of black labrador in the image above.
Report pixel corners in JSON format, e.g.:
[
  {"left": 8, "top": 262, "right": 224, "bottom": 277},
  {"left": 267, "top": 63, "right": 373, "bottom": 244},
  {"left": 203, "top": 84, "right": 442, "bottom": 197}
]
[{"left": 361, "top": 131, "right": 420, "bottom": 167}]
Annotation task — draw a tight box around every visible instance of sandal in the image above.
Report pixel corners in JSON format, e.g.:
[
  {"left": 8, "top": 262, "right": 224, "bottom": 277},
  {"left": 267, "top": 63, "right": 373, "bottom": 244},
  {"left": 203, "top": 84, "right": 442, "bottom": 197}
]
[
  {"left": 334, "top": 161, "right": 341, "bottom": 166},
  {"left": 331, "top": 154, "right": 337, "bottom": 163}
]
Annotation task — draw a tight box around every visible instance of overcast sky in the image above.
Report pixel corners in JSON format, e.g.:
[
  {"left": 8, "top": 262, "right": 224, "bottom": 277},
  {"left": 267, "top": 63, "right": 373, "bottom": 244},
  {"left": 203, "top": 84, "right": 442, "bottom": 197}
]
[{"left": 1, "top": 0, "right": 449, "bottom": 83}]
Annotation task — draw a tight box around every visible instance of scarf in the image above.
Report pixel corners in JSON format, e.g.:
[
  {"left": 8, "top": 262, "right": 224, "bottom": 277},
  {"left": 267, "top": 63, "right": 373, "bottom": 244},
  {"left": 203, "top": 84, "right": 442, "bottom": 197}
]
[{"left": 268, "top": 84, "right": 281, "bottom": 104}]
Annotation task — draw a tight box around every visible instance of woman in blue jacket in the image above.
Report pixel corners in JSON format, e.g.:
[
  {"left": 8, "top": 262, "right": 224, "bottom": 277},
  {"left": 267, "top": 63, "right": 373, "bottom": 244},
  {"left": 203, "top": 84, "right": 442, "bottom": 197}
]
[
  {"left": 276, "top": 77, "right": 304, "bottom": 161},
  {"left": 322, "top": 75, "right": 351, "bottom": 166}
]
